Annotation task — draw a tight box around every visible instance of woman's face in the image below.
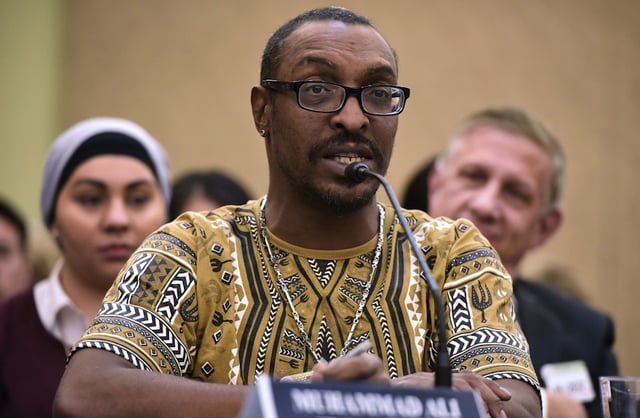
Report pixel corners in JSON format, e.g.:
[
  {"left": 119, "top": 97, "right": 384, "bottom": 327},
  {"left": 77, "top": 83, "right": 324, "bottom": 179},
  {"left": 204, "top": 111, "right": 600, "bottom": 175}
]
[{"left": 52, "top": 155, "right": 166, "bottom": 290}]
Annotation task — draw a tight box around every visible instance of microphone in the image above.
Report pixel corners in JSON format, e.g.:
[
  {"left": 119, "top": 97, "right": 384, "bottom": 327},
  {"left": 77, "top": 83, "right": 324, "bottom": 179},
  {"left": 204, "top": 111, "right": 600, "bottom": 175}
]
[
  {"left": 344, "top": 161, "right": 370, "bottom": 183},
  {"left": 344, "top": 162, "right": 452, "bottom": 387}
]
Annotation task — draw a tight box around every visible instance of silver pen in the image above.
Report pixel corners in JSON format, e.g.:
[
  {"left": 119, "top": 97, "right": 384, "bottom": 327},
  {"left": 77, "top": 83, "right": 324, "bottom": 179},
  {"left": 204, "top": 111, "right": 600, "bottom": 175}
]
[
  {"left": 341, "top": 339, "right": 372, "bottom": 359},
  {"left": 280, "top": 339, "right": 372, "bottom": 383}
]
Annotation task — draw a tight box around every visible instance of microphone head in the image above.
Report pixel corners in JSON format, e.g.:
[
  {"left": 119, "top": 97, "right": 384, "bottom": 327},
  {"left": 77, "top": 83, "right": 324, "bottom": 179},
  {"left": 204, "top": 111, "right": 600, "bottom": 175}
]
[{"left": 344, "top": 162, "right": 370, "bottom": 183}]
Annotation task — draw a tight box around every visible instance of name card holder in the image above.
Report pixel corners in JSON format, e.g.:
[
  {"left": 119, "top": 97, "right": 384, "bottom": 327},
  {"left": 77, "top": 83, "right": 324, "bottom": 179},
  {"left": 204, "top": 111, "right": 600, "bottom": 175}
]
[{"left": 240, "top": 377, "right": 484, "bottom": 418}]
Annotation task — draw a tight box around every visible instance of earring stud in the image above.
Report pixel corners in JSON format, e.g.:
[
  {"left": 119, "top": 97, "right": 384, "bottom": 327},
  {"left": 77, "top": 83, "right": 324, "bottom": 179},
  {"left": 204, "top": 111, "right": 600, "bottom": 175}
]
[{"left": 259, "top": 128, "right": 266, "bottom": 137}]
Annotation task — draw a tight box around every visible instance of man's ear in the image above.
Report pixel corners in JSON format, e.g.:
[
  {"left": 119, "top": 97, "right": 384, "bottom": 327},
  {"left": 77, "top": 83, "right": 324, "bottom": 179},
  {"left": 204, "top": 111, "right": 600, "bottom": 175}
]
[
  {"left": 529, "top": 208, "right": 563, "bottom": 250},
  {"left": 251, "top": 85, "right": 270, "bottom": 136}
]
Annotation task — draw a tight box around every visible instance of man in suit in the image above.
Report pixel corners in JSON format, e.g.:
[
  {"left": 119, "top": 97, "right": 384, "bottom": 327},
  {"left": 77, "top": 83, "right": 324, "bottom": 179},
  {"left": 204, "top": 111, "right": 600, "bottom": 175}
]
[{"left": 427, "top": 107, "right": 618, "bottom": 418}]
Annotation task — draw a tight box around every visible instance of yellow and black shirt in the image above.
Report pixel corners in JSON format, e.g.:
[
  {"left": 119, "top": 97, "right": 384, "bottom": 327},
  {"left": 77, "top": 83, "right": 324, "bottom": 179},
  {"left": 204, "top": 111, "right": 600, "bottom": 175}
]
[{"left": 72, "top": 197, "right": 539, "bottom": 390}]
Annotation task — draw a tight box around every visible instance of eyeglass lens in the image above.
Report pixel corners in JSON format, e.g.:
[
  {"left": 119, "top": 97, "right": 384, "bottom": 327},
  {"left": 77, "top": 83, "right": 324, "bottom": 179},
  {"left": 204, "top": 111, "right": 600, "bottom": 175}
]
[{"left": 298, "top": 82, "right": 404, "bottom": 115}]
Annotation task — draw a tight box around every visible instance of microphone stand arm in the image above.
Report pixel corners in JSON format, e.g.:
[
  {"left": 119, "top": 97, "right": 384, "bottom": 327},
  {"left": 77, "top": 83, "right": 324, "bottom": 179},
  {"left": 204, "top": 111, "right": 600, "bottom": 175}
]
[{"left": 365, "top": 169, "right": 452, "bottom": 387}]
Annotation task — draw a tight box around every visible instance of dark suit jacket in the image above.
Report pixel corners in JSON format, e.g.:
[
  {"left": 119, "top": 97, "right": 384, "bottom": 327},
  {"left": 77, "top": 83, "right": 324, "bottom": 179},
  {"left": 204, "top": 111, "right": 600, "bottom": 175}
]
[{"left": 514, "top": 278, "right": 618, "bottom": 418}]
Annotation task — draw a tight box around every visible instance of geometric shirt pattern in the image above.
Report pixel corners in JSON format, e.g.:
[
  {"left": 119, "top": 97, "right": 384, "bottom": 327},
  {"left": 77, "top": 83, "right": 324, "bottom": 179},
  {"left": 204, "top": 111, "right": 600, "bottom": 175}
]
[{"left": 72, "top": 197, "right": 539, "bottom": 391}]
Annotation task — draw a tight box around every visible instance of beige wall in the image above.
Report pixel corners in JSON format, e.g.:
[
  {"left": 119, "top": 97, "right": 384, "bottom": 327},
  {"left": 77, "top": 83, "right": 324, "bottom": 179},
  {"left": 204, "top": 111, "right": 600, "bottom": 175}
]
[
  {"left": 0, "top": 0, "right": 64, "bottom": 277},
  {"left": 2, "top": 0, "right": 639, "bottom": 376},
  {"left": 0, "top": 0, "right": 63, "bottom": 222}
]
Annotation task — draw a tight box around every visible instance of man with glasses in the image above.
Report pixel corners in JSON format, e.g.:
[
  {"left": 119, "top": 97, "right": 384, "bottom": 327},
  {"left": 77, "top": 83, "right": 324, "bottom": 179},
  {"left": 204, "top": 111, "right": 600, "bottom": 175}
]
[
  {"left": 55, "top": 7, "right": 542, "bottom": 418},
  {"left": 260, "top": 80, "right": 410, "bottom": 116}
]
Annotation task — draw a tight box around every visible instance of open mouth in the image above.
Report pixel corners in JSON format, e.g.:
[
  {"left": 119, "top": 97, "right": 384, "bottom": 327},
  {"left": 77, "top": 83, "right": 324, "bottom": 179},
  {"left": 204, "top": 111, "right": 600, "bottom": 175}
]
[{"left": 331, "top": 153, "right": 366, "bottom": 165}]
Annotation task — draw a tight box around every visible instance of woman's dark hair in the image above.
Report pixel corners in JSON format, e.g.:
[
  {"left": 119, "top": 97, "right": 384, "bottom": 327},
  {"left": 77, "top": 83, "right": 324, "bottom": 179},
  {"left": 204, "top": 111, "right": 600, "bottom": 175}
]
[
  {"left": 169, "top": 170, "right": 251, "bottom": 219},
  {"left": 0, "top": 197, "right": 27, "bottom": 250}
]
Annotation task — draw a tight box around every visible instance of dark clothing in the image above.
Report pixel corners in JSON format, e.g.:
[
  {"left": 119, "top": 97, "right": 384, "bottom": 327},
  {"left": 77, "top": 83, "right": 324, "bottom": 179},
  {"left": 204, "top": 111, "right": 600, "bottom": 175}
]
[
  {"left": 0, "top": 288, "right": 66, "bottom": 418},
  {"left": 514, "top": 278, "right": 618, "bottom": 418}
]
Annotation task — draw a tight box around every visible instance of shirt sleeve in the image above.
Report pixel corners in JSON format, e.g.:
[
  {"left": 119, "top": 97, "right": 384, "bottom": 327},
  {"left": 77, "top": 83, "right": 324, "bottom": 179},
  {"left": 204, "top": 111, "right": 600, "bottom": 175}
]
[
  {"left": 428, "top": 216, "right": 541, "bottom": 391},
  {"left": 69, "top": 217, "right": 209, "bottom": 376}
]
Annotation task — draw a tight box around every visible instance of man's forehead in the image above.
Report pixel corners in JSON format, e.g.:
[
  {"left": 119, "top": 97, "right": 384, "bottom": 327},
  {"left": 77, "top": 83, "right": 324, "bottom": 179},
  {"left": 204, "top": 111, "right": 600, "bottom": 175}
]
[
  {"left": 448, "top": 130, "right": 553, "bottom": 187},
  {"left": 280, "top": 20, "right": 397, "bottom": 74},
  {"left": 451, "top": 126, "right": 546, "bottom": 158}
]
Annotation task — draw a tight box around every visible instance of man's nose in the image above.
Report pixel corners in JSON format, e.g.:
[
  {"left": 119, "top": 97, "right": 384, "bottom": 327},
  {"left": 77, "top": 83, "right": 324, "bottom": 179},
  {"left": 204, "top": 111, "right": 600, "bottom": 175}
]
[
  {"left": 468, "top": 185, "right": 501, "bottom": 219},
  {"left": 331, "top": 95, "right": 369, "bottom": 132}
]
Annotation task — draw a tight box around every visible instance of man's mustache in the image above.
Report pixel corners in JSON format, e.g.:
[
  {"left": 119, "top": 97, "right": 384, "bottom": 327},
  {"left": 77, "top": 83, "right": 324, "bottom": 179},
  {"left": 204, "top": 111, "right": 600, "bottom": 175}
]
[{"left": 308, "top": 133, "right": 383, "bottom": 163}]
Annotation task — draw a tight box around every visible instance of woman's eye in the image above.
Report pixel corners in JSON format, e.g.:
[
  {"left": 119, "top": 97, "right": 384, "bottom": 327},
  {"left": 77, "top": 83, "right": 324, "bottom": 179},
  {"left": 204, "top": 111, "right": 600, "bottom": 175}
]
[
  {"left": 128, "top": 194, "right": 152, "bottom": 207},
  {"left": 77, "top": 195, "right": 102, "bottom": 206}
]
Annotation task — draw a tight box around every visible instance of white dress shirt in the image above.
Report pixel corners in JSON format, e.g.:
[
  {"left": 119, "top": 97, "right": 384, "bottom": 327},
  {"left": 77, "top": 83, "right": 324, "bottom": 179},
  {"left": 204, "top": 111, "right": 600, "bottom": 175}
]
[{"left": 33, "top": 260, "right": 89, "bottom": 352}]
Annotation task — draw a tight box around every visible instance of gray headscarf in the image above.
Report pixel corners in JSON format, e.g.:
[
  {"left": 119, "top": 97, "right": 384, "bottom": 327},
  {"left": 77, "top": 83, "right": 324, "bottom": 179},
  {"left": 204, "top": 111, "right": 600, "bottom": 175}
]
[{"left": 40, "top": 117, "right": 171, "bottom": 227}]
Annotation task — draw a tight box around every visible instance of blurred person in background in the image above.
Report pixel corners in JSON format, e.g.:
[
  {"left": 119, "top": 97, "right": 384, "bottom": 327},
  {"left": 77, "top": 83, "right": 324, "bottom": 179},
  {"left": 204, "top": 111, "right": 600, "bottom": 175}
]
[
  {"left": 0, "top": 197, "right": 34, "bottom": 301},
  {"left": 169, "top": 169, "right": 252, "bottom": 219},
  {"left": 427, "top": 107, "right": 617, "bottom": 418},
  {"left": 403, "top": 162, "right": 589, "bottom": 301},
  {"left": 0, "top": 117, "right": 171, "bottom": 417}
]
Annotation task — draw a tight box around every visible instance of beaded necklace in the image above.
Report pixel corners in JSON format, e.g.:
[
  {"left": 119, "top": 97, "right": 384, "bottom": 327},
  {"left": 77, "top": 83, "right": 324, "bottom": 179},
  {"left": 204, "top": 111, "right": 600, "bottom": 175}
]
[{"left": 259, "top": 197, "right": 385, "bottom": 363}]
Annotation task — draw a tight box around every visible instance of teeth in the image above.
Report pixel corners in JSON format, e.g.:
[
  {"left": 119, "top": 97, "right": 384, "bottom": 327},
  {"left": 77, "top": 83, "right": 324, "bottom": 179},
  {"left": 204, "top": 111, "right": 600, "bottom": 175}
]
[{"left": 334, "top": 155, "right": 364, "bottom": 164}]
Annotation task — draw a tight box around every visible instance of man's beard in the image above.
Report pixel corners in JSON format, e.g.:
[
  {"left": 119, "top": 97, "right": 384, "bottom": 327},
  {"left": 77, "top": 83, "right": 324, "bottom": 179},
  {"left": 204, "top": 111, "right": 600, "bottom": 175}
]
[
  {"left": 319, "top": 184, "right": 376, "bottom": 215},
  {"left": 291, "top": 132, "right": 385, "bottom": 214},
  {"left": 285, "top": 168, "right": 378, "bottom": 215}
]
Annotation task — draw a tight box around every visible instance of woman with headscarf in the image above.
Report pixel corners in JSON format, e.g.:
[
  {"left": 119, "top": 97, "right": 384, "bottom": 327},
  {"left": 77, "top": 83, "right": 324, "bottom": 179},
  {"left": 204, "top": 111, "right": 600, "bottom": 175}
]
[{"left": 0, "top": 117, "right": 171, "bottom": 417}]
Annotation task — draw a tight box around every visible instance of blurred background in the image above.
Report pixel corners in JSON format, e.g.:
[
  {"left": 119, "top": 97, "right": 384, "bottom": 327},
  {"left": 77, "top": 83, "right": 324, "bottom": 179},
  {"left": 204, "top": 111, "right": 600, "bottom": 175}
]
[{"left": 1, "top": 0, "right": 638, "bottom": 375}]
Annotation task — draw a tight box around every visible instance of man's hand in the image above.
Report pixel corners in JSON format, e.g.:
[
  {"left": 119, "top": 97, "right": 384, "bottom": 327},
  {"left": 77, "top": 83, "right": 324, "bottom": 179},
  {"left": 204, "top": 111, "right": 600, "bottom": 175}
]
[
  {"left": 310, "top": 353, "right": 390, "bottom": 384},
  {"left": 393, "top": 370, "right": 511, "bottom": 418},
  {"left": 311, "top": 356, "right": 511, "bottom": 418},
  {"left": 545, "top": 390, "right": 588, "bottom": 418},
  {"left": 305, "top": 356, "right": 539, "bottom": 418}
]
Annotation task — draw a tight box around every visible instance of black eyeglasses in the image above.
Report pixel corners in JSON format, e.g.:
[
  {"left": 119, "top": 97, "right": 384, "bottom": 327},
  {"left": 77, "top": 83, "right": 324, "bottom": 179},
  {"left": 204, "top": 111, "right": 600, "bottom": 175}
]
[{"left": 261, "top": 80, "right": 410, "bottom": 116}]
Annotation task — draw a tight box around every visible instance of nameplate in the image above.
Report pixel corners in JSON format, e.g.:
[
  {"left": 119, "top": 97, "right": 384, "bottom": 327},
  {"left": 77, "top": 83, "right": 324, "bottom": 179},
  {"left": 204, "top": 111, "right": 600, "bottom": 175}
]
[
  {"left": 540, "top": 360, "right": 595, "bottom": 402},
  {"left": 240, "top": 376, "right": 484, "bottom": 418}
]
